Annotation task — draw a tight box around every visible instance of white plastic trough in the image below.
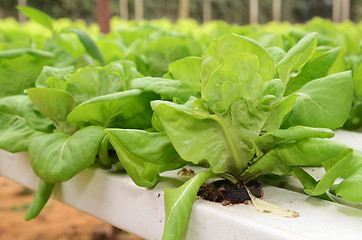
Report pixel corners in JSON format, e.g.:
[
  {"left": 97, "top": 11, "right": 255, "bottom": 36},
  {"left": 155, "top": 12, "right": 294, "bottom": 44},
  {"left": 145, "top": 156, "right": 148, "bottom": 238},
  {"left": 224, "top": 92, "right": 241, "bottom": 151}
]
[{"left": 1, "top": 130, "right": 362, "bottom": 240}]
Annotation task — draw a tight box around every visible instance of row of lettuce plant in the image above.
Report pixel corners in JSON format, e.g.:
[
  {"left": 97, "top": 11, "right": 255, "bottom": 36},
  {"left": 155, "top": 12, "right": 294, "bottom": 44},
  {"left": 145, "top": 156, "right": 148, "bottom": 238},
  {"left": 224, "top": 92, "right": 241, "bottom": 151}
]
[
  {"left": 0, "top": 6, "right": 362, "bottom": 240},
  {"left": 106, "top": 33, "right": 362, "bottom": 239},
  {"left": 1, "top": 12, "right": 361, "bottom": 129}
]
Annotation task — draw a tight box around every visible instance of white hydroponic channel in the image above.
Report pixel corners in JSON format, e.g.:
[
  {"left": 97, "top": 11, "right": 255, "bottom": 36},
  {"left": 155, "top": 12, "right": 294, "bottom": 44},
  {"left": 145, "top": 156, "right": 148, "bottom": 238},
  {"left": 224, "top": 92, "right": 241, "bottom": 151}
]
[{"left": 0, "top": 130, "right": 362, "bottom": 240}]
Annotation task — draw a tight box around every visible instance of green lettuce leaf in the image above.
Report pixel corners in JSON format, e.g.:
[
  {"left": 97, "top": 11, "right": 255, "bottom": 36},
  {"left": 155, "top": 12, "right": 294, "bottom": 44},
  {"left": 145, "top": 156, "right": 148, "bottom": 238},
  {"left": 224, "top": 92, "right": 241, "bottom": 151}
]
[
  {"left": 285, "top": 47, "right": 341, "bottom": 95},
  {"left": 336, "top": 168, "right": 362, "bottom": 203},
  {"left": 203, "top": 53, "right": 264, "bottom": 115},
  {"left": 297, "top": 149, "right": 353, "bottom": 197},
  {"left": 28, "top": 126, "right": 105, "bottom": 183},
  {"left": 106, "top": 60, "right": 143, "bottom": 89},
  {"left": 291, "top": 167, "right": 335, "bottom": 202},
  {"left": 230, "top": 93, "right": 298, "bottom": 140},
  {"left": 98, "top": 135, "right": 113, "bottom": 168},
  {"left": 254, "top": 126, "right": 335, "bottom": 158},
  {"left": 63, "top": 28, "right": 105, "bottom": 65},
  {"left": 105, "top": 129, "right": 187, "bottom": 187},
  {"left": 130, "top": 77, "right": 199, "bottom": 102},
  {"left": 0, "top": 54, "right": 53, "bottom": 97},
  {"left": 0, "top": 95, "right": 53, "bottom": 152},
  {"left": 283, "top": 71, "right": 353, "bottom": 129},
  {"left": 17, "top": 6, "right": 54, "bottom": 34},
  {"left": 35, "top": 66, "right": 75, "bottom": 88},
  {"left": 246, "top": 32, "right": 283, "bottom": 48},
  {"left": 0, "top": 48, "right": 54, "bottom": 59},
  {"left": 266, "top": 47, "right": 286, "bottom": 65},
  {"left": 163, "top": 170, "right": 214, "bottom": 240},
  {"left": 67, "top": 89, "right": 158, "bottom": 128},
  {"left": 352, "top": 61, "right": 362, "bottom": 98},
  {"left": 242, "top": 139, "right": 350, "bottom": 181},
  {"left": 165, "top": 56, "right": 202, "bottom": 92},
  {"left": 27, "top": 88, "right": 75, "bottom": 125},
  {"left": 144, "top": 35, "right": 202, "bottom": 77},
  {"left": 151, "top": 100, "right": 253, "bottom": 176},
  {"left": 343, "top": 97, "right": 362, "bottom": 130},
  {"left": 277, "top": 32, "right": 317, "bottom": 85},
  {"left": 24, "top": 180, "right": 55, "bottom": 221},
  {"left": 65, "top": 66, "right": 126, "bottom": 104},
  {"left": 323, "top": 150, "right": 362, "bottom": 202},
  {"left": 201, "top": 33, "right": 275, "bottom": 85}
]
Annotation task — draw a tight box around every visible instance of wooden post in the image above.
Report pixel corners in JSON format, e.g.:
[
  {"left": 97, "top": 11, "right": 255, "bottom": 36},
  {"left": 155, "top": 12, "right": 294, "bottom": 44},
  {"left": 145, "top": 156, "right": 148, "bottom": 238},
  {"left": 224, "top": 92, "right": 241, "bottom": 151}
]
[
  {"left": 179, "top": 0, "right": 190, "bottom": 19},
  {"left": 273, "top": 0, "right": 281, "bottom": 22},
  {"left": 18, "top": 0, "right": 27, "bottom": 23},
  {"left": 250, "top": 0, "right": 258, "bottom": 24},
  {"left": 120, "top": 0, "right": 128, "bottom": 20},
  {"left": 341, "top": 0, "right": 350, "bottom": 21},
  {"left": 134, "top": 0, "right": 143, "bottom": 20},
  {"left": 203, "top": 0, "right": 212, "bottom": 22},
  {"left": 96, "top": 0, "right": 111, "bottom": 33},
  {"left": 333, "top": 0, "right": 341, "bottom": 22}
]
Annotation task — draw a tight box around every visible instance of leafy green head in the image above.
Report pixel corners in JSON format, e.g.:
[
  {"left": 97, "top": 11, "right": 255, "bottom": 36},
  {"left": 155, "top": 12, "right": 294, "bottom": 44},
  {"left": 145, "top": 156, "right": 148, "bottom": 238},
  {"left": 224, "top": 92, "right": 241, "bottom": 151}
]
[{"left": 152, "top": 33, "right": 352, "bottom": 179}]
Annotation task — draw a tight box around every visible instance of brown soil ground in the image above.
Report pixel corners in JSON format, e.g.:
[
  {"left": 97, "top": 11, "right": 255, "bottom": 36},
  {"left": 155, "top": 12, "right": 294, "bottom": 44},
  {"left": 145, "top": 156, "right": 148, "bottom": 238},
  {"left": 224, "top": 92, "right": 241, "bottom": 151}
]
[{"left": 0, "top": 177, "right": 143, "bottom": 240}]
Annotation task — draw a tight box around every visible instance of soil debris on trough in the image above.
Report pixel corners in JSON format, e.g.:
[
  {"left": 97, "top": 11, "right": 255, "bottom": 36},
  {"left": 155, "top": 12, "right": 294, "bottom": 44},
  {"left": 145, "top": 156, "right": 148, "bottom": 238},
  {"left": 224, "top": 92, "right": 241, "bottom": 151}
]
[{"left": 197, "top": 180, "right": 263, "bottom": 206}]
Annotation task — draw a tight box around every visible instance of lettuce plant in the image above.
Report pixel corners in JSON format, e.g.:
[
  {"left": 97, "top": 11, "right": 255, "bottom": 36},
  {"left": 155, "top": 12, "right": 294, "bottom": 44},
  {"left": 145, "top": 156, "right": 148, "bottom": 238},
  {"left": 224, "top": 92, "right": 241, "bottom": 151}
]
[
  {"left": 0, "top": 6, "right": 108, "bottom": 99},
  {"left": 0, "top": 59, "right": 165, "bottom": 219},
  {"left": 106, "top": 33, "right": 362, "bottom": 240}
]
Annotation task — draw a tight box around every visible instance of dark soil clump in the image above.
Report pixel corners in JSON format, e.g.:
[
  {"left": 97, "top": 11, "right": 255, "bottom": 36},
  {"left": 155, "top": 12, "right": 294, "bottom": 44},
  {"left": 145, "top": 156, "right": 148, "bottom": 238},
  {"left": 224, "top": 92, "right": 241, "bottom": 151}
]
[{"left": 197, "top": 180, "right": 263, "bottom": 205}]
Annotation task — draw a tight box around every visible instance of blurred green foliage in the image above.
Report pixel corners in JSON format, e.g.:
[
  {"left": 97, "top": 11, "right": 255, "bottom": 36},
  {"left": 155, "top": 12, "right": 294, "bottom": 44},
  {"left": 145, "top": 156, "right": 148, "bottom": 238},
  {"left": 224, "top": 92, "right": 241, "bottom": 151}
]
[{"left": 0, "top": 0, "right": 361, "bottom": 24}]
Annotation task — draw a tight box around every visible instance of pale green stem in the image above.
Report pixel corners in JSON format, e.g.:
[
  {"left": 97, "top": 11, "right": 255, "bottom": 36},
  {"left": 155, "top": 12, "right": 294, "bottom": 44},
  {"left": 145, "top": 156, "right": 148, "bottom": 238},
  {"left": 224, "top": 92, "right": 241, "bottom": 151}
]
[{"left": 209, "top": 114, "right": 247, "bottom": 176}]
